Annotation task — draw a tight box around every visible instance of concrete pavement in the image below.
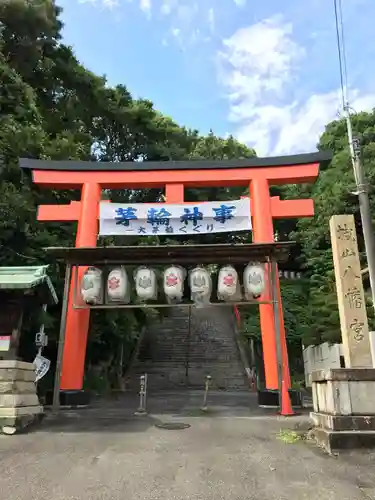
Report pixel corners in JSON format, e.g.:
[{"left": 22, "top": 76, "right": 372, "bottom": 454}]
[{"left": 0, "top": 391, "right": 374, "bottom": 499}]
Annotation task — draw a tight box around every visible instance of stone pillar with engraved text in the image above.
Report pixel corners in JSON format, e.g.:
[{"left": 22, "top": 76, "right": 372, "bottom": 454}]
[
  {"left": 329, "top": 214, "right": 372, "bottom": 367},
  {"left": 310, "top": 215, "right": 375, "bottom": 454}
]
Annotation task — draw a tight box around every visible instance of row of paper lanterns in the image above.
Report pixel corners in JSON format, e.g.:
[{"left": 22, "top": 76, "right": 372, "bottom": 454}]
[{"left": 80, "top": 263, "right": 266, "bottom": 306}]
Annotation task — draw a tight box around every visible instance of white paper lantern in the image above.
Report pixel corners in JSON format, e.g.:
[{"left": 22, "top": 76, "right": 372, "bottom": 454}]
[
  {"left": 189, "top": 267, "right": 212, "bottom": 307},
  {"left": 217, "top": 265, "right": 239, "bottom": 301},
  {"left": 81, "top": 267, "right": 103, "bottom": 305},
  {"left": 134, "top": 267, "right": 157, "bottom": 301},
  {"left": 163, "top": 266, "right": 185, "bottom": 303},
  {"left": 106, "top": 267, "right": 130, "bottom": 303},
  {"left": 244, "top": 263, "right": 265, "bottom": 299}
]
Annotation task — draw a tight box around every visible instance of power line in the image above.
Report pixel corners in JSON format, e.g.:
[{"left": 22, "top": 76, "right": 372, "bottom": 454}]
[
  {"left": 333, "top": 0, "right": 360, "bottom": 180},
  {"left": 333, "top": 0, "right": 346, "bottom": 109},
  {"left": 338, "top": 0, "right": 349, "bottom": 99},
  {"left": 333, "top": 0, "right": 375, "bottom": 360}
]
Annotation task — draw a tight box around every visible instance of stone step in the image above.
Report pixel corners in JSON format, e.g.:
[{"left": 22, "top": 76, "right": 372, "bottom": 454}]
[
  {"left": 129, "top": 374, "right": 247, "bottom": 386},
  {"left": 153, "top": 337, "right": 238, "bottom": 349},
  {"left": 142, "top": 339, "right": 239, "bottom": 353},
  {"left": 155, "top": 341, "right": 238, "bottom": 347},
  {"left": 152, "top": 346, "right": 240, "bottom": 352},
  {"left": 129, "top": 364, "right": 245, "bottom": 376},
  {"left": 131, "top": 371, "right": 246, "bottom": 378},
  {"left": 126, "top": 306, "right": 248, "bottom": 392},
  {"left": 131, "top": 364, "right": 245, "bottom": 372},
  {"left": 131, "top": 361, "right": 245, "bottom": 368},
  {"left": 149, "top": 355, "right": 240, "bottom": 361}
]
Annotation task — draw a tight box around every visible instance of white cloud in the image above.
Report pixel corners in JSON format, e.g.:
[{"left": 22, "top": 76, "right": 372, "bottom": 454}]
[
  {"left": 78, "top": 0, "right": 213, "bottom": 44},
  {"left": 159, "top": 2, "right": 209, "bottom": 47},
  {"left": 176, "top": 3, "right": 198, "bottom": 23},
  {"left": 233, "top": 0, "right": 246, "bottom": 6},
  {"left": 208, "top": 7, "right": 215, "bottom": 33},
  {"left": 218, "top": 16, "right": 375, "bottom": 156},
  {"left": 106, "top": 0, "right": 120, "bottom": 7},
  {"left": 79, "top": 0, "right": 120, "bottom": 8},
  {"left": 140, "top": 0, "right": 151, "bottom": 14},
  {"left": 79, "top": 0, "right": 151, "bottom": 15},
  {"left": 233, "top": 91, "right": 375, "bottom": 156},
  {"left": 161, "top": 0, "right": 172, "bottom": 15},
  {"left": 171, "top": 27, "right": 181, "bottom": 38},
  {"left": 219, "top": 17, "right": 304, "bottom": 102}
]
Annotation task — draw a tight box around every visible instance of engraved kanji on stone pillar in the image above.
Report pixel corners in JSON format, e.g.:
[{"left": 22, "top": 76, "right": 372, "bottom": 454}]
[{"left": 330, "top": 214, "right": 372, "bottom": 367}]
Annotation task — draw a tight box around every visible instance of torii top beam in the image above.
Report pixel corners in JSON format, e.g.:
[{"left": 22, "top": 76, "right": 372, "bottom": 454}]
[
  {"left": 20, "top": 152, "right": 331, "bottom": 189},
  {"left": 20, "top": 152, "right": 331, "bottom": 222}
]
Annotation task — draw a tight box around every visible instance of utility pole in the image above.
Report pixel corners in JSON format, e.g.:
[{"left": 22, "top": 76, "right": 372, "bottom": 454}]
[
  {"left": 344, "top": 105, "right": 375, "bottom": 315},
  {"left": 333, "top": 0, "right": 375, "bottom": 362}
]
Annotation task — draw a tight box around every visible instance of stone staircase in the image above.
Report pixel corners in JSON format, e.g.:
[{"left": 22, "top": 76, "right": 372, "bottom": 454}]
[{"left": 126, "top": 305, "right": 248, "bottom": 392}]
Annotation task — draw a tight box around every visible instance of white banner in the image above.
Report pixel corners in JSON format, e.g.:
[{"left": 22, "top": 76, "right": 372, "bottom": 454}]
[
  {"left": 99, "top": 199, "right": 251, "bottom": 236},
  {"left": 33, "top": 354, "right": 51, "bottom": 382}
]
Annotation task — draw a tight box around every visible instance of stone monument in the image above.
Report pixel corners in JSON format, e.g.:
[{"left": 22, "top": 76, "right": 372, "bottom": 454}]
[{"left": 311, "top": 215, "right": 375, "bottom": 453}]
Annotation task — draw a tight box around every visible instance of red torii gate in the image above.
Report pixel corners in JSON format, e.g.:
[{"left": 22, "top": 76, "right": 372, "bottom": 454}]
[{"left": 20, "top": 152, "right": 330, "bottom": 400}]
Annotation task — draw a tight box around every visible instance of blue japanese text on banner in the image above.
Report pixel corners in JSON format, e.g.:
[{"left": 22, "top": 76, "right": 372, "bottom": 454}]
[{"left": 99, "top": 199, "right": 251, "bottom": 236}]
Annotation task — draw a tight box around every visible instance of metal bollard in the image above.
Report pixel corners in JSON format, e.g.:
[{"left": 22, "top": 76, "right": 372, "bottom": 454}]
[
  {"left": 144, "top": 373, "right": 148, "bottom": 409},
  {"left": 135, "top": 373, "right": 148, "bottom": 415},
  {"left": 201, "top": 375, "right": 211, "bottom": 411}
]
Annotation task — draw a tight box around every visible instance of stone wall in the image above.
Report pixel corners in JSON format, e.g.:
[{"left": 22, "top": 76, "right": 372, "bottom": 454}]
[
  {"left": 303, "top": 343, "right": 343, "bottom": 387},
  {"left": 0, "top": 360, "right": 43, "bottom": 434}
]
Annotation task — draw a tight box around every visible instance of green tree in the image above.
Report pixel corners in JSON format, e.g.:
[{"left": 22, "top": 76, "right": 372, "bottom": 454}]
[{"left": 284, "top": 110, "right": 375, "bottom": 345}]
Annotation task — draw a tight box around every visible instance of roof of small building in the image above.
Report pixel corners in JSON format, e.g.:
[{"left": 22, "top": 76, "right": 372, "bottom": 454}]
[{"left": 0, "top": 265, "right": 58, "bottom": 305}]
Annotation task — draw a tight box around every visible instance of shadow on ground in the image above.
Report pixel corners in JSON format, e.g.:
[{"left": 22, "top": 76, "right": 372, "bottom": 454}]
[{"left": 38, "top": 390, "right": 301, "bottom": 434}]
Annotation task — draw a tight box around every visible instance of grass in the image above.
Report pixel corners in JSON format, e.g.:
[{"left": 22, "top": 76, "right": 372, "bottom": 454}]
[{"left": 276, "top": 429, "right": 302, "bottom": 444}]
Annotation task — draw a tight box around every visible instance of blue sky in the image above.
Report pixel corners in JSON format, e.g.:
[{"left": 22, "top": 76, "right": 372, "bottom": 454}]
[{"left": 58, "top": 0, "right": 375, "bottom": 156}]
